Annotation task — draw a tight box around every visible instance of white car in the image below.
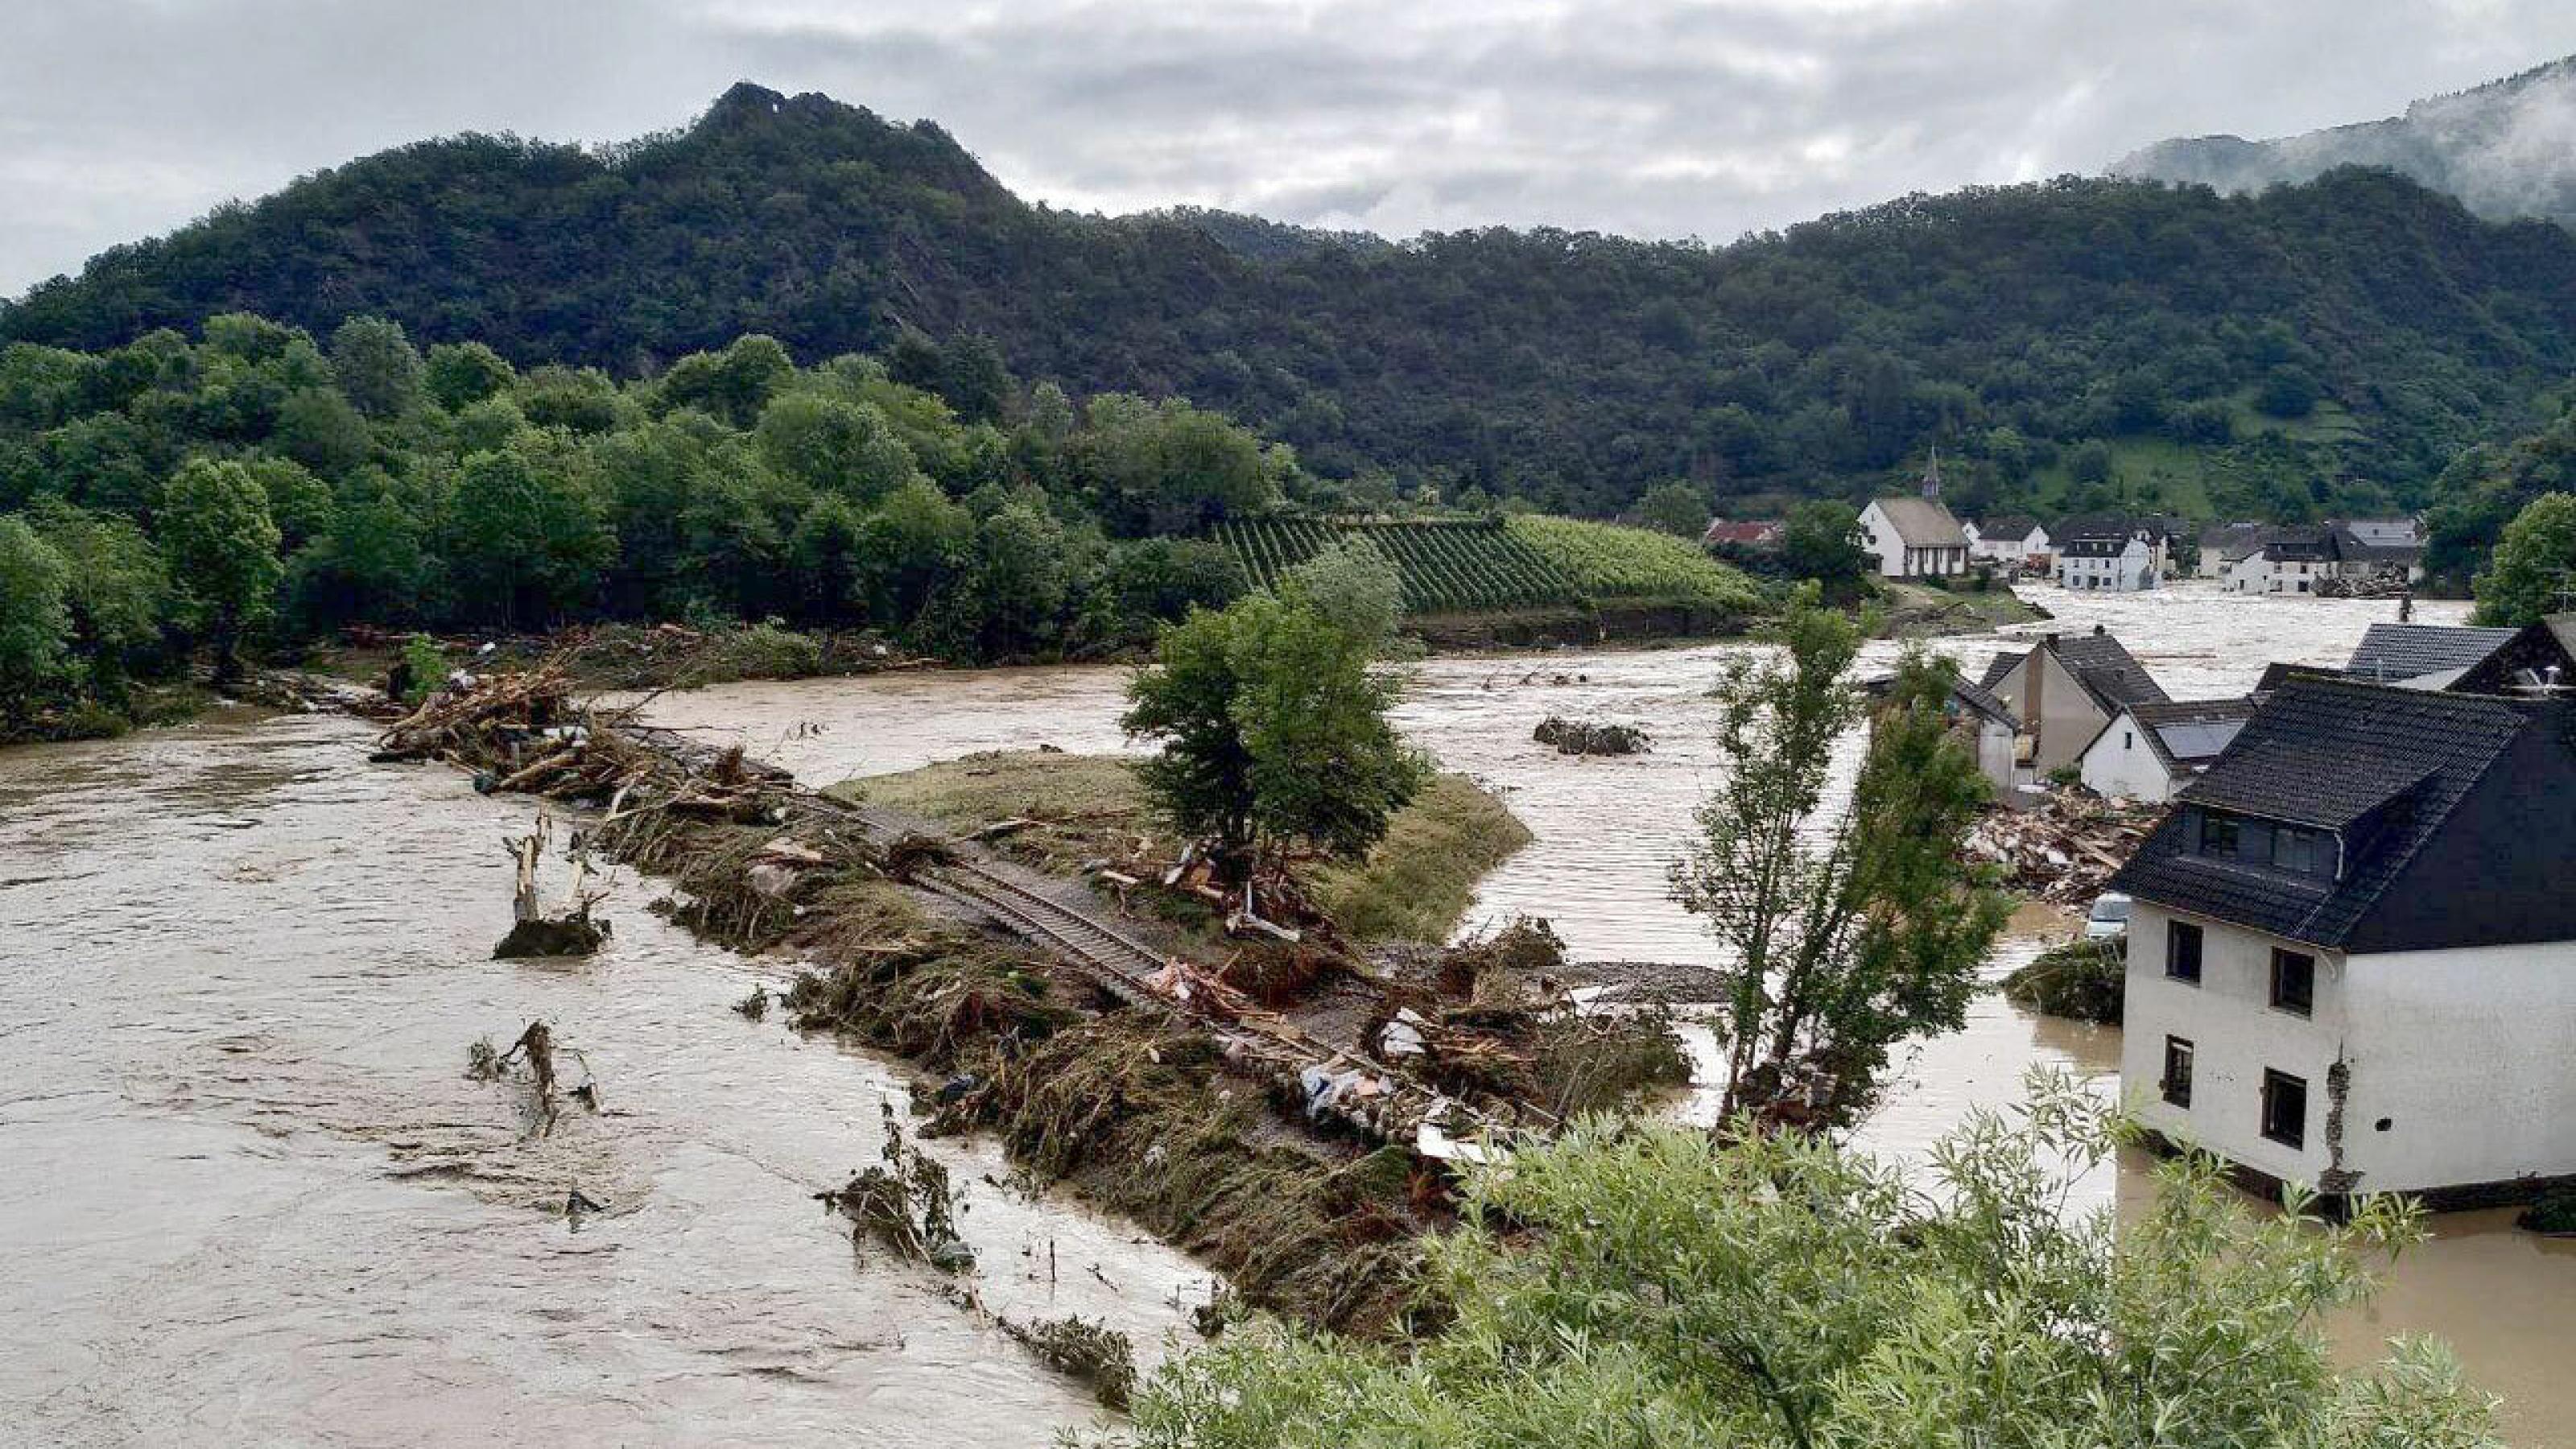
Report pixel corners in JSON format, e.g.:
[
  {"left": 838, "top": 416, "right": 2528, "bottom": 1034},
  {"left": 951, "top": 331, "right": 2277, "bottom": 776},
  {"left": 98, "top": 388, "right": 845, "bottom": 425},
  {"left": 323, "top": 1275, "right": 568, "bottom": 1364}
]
[{"left": 2083, "top": 892, "right": 2132, "bottom": 940}]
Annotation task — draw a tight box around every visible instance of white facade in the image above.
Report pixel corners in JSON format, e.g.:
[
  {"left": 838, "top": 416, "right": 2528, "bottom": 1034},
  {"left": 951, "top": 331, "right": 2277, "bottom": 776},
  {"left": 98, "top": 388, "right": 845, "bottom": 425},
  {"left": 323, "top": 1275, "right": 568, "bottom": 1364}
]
[
  {"left": 1858, "top": 499, "right": 1969, "bottom": 579},
  {"left": 2123, "top": 902, "right": 2576, "bottom": 1198},
  {"left": 1967, "top": 523, "right": 2050, "bottom": 566},
  {"left": 2054, "top": 537, "right": 2156, "bottom": 592},
  {"left": 2225, "top": 551, "right": 2326, "bottom": 595},
  {"left": 2078, "top": 709, "right": 2178, "bottom": 801}
]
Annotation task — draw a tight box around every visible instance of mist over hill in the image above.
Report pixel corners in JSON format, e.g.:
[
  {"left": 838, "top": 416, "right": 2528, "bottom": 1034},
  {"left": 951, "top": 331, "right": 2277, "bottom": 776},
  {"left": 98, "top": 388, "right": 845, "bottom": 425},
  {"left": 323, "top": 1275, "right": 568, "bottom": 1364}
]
[
  {"left": 2116, "top": 56, "right": 2576, "bottom": 227},
  {"left": 10, "top": 80, "right": 2576, "bottom": 526}
]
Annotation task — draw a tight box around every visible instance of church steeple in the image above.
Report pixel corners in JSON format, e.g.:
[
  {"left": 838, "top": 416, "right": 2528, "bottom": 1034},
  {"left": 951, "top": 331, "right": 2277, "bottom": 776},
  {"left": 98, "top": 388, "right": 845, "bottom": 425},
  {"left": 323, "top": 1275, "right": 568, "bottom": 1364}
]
[{"left": 1921, "top": 444, "right": 1942, "bottom": 502}]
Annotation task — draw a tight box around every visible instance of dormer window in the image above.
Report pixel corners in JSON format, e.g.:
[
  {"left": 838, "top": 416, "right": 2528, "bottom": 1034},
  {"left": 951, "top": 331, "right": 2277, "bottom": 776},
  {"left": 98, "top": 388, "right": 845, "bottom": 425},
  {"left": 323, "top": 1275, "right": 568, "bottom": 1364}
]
[
  {"left": 2198, "top": 814, "right": 2241, "bottom": 859},
  {"left": 2271, "top": 826, "right": 2330, "bottom": 877}
]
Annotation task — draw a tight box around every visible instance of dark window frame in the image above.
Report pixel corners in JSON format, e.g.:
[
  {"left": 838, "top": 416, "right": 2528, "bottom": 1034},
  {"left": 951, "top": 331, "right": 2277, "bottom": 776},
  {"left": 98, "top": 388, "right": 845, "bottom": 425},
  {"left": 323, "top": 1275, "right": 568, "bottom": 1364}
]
[
  {"left": 2269, "top": 948, "right": 2315, "bottom": 1017},
  {"left": 2165, "top": 920, "right": 2203, "bottom": 984},
  {"left": 2261, "top": 1069, "right": 2308, "bottom": 1149},
  {"left": 2161, "top": 1037, "right": 2194, "bottom": 1108},
  {"left": 2198, "top": 812, "right": 2241, "bottom": 860},
  {"left": 2271, "top": 825, "right": 2330, "bottom": 878}
]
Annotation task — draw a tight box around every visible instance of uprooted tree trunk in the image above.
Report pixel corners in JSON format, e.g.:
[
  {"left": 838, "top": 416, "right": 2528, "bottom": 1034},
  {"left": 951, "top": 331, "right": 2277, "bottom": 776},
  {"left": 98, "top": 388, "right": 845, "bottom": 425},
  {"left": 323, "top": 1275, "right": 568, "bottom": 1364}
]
[
  {"left": 818, "top": 1101, "right": 975, "bottom": 1272},
  {"left": 471, "top": 1018, "right": 599, "bottom": 1137},
  {"left": 493, "top": 815, "right": 611, "bottom": 958}
]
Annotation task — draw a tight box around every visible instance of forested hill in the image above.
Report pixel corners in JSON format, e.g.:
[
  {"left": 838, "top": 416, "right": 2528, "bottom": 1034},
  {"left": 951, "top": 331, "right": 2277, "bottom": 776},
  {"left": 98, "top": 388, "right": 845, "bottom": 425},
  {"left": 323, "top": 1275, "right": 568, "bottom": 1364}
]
[{"left": 13, "top": 80, "right": 2576, "bottom": 522}]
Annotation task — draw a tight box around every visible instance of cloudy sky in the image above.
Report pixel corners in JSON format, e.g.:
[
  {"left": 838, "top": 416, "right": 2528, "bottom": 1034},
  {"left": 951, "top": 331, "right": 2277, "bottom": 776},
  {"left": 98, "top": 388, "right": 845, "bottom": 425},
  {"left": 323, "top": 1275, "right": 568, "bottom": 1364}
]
[{"left": 6, "top": 0, "right": 2576, "bottom": 296}]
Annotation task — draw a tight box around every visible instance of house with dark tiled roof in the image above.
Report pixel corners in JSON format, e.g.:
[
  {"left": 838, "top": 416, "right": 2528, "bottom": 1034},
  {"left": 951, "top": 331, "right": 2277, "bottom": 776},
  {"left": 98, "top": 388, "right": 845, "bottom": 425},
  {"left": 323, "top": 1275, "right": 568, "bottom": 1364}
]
[
  {"left": 2449, "top": 614, "right": 2576, "bottom": 697},
  {"left": 2343, "top": 622, "right": 2519, "bottom": 688},
  {"left": 2222, "top": 525, "right": 2425, "bottom": 596},
  {"left": 1965, "top": 515, "right": 2050, "bottom": 568},
  {"left": 2077, "top": 696, "right": 2256, "bottom": 802},
  {"left": 1976, "top": 625, "right": 2170, "bottom": 774},
  {"left": 2109, "top": 676, "right": 2576, "bottom": 1209}
]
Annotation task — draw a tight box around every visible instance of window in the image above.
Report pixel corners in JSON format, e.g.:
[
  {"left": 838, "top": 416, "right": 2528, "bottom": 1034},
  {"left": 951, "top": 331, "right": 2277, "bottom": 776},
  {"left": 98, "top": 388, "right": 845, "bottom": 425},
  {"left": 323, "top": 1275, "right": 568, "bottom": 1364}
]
[
  {"left": 2162, "top": 1038, "right": 2194, "bottom": 1108},
  {"left": 2124, "top": 729, "right": 2135, "bottom": 750},
  {"left": 2272, "top": 826, "right": 2329, "bottom": 877},
  {"left": 2270, "top": 948, "right": 2315, "bottom": 1016},
  {"left": 2198, "top": 813, "right": 2241, "bottom": 859},
  {"left": 2261, "top": 1070, "right": 2308, "bottom": 1149},
  {"left": 2165, "top": 921, "right": 2203, "bottom": 983}
]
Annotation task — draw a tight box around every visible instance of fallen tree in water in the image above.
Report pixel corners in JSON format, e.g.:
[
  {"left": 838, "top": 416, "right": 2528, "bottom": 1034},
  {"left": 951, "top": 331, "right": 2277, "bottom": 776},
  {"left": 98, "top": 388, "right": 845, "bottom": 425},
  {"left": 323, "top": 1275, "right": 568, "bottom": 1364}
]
[
  {"left": 492, "top": 818, "right": 610, "bottom": 958},
  {"left": 2000, "top": 937, "right": 2126, "bottom": 1025},
  {"left": 1531, "top": 716, "right": 1651, "bottom": 756}
]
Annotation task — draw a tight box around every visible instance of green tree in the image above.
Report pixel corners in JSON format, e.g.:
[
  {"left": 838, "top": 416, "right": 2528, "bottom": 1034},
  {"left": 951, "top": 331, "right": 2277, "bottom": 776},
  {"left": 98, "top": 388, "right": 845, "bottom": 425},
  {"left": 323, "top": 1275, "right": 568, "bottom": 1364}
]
[
  {"left": 438, "top": 440, "right": 615, "bottom": 626},
  {"left": 1637, "top": 480, "right": 1711, "bottom": 538},
  {"left": 755, "top": 390, "right": 918, "bottom": 502},
  {"left": 1277, "top": 538, "right": 1401, "bottom": 646},
  {"left": 27, "top": 500, "right": 167, "bottom": 700},
  {"left": 272, "top": 386, "right": 374, "bottom": 479},
  {"left": 422, "top": 341, "right": 517, "bottom": 412},
  {"left": 1777, "top": 499, "right": 1869, "bottom": 601},
  {"left": 2471, "top": 491, "right": 2576, "bottom": 627},
  {"left": 328, "top": 316, "right": 423, "bottom": 419},
  {"left": 0, "top": 515, "right": 74, "bottom": 720},
  {"left": 860, "top": 477, "right": 972, "bottom": 627},
  {"left": 158, "top": 457, "right": 284, "bottom": 680},
  {"left": 1668, "top": 595, "right": 2007, "bottom": 1126},
  {"left": 1121, "top": 1078, "right": 2500, "bottom": 1448},
  {"left": 1125, "top": 587, "right": 1426, "bottom": 879}
]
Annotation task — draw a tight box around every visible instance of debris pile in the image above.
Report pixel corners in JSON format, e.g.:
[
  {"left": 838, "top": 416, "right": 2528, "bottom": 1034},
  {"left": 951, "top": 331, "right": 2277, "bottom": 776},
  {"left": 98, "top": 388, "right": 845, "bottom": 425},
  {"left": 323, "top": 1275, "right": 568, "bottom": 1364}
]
[
  {"left": 819, "top": 1102, "right": 975, "bottom": 1272},
  {"left": 993, "top": 1315, "right": 1137, "bottom": 1408},
  {"left": 1532, "top": 716, "right": 1652, "bottom": 756},
  {"left": 492, "top": 817, "right": 610, "bottom": 958},
  {"left": 1963, "top": 791, "right": 2157, "bottom": 904}
]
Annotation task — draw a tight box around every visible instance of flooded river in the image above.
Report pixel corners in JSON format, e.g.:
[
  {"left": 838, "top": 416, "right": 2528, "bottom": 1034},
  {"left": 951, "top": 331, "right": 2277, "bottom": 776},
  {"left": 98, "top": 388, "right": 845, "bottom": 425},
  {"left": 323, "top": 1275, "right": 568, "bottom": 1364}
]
[
  {"left": 8, "top": 581, "right": 2571, "bottom": 1444},
  {"left": 0, "top": 715, "right": 1203, "bottom": 1447}
]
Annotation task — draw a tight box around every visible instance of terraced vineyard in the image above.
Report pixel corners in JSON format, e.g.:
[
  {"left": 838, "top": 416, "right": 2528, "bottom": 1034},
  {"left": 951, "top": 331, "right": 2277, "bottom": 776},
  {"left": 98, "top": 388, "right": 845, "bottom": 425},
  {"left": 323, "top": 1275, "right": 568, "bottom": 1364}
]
[
  {"left": 1217, "top": 518, "right": 1580, "bottom": 613},
  {"left": 1216, "top": 514, "right": 1758, "bottom": 617}
]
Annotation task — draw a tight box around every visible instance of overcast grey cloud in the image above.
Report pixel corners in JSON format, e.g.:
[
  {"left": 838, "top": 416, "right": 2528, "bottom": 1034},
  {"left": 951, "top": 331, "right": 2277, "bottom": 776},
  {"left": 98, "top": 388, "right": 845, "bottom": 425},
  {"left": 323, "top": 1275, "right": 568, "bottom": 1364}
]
[{"left": 6, "top": 0, "right": 2576, "bottom": 295}]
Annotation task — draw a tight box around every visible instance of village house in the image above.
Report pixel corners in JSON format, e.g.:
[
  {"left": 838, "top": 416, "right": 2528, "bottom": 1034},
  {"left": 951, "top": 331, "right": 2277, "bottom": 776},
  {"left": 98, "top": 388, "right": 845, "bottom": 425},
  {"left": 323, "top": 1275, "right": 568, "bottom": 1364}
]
[
  {"left": 2223, "top": 526, "right": 2424, "bottom": 596},
  {"left": 2054, "top": 531, "right": 2157, "bottom": 592},
  {"left": 2109, "top": 676, "right": 2576, "bottom": 1210},
  {"left": 2198, "top": 522, "right": 2269, "bottom": 580},
  {"left": 2450, "top": 614, "right": 2576, "bottom": 696},
  {"left": 1976, "top": 625, "right": 2170, "bottom": 774},
  {"left": 1966, "top": 515, "right": 2050, "bottom": 568},
  {"left": 2077, "top": 697, "right": 2257, "bottom": 803},
  {"left": 1857, "top": 494, "right": 1970, "bottom": 579},
  {"left": 1700, "top": 518, "right": 1784, "bottom": 551},
  {"left": 2343, "top": 621, "right": 2520, "bottom": 688}
]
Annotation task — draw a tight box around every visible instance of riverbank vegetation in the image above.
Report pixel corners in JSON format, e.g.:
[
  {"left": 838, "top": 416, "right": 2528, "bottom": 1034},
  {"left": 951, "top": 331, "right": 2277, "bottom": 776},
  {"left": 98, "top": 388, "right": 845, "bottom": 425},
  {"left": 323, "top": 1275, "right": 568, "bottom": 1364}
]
[
  {"left": 2000, "top": 936, "right": 2128, "bottom": 1024},
  {"left": 1116, "top": 1077, "right": 2500, "bottom": 1447}
]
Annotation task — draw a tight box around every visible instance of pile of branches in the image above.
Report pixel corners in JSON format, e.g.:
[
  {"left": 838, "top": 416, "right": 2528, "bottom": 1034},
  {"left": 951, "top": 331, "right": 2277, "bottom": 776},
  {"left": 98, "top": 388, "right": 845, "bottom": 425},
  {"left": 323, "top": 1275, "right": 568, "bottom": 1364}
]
[
  {"left": 1963, "top": 791, "right": 2157, "bottom": 905},
  {"left": 1533, "top": 716, "right": 1652, "bottom": 756}
]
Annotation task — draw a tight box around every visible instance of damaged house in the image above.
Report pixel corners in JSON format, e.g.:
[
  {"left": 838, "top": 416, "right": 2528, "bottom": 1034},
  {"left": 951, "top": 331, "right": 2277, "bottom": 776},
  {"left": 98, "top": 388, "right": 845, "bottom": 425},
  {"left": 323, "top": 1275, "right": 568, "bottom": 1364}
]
[
  {"left": 1978, "top": 626, "right": 2170, "bottom": 774},
  {"left": 2108, "top": 676, "right": 2576, "bottom": 1210},
  {"left": 2076, "top": 696, "right": 2257, "bottom": 803}
]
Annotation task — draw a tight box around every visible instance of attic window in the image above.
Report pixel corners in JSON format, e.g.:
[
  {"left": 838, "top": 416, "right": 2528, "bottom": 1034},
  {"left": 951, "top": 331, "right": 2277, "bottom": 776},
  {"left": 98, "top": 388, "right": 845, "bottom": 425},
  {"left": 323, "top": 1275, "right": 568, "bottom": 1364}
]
[
  {"left": 2198, "top": 813, "right": 2241, "bottom": 860},
  {"left": 2271, "top": 826, "right": 2330, "bottom": 878}
]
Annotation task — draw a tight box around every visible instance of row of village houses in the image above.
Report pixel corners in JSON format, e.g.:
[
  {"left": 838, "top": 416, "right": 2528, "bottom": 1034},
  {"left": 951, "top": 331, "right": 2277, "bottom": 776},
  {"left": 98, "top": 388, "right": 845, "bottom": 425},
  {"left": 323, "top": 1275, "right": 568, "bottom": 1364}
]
[
  {"left": 1710, "top": 476, "right": 2427, "bottom": 594},
  {"left": 1927, "top": 612, "right": 2576, "bottom": 1214}
]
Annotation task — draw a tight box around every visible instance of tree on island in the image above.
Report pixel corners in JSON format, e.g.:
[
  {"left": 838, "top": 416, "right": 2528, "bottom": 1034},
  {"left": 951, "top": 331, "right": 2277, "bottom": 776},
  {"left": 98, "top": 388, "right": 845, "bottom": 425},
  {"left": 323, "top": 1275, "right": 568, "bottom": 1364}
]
[
  {"left": 1123, "top": 543, "right": 1424, "bottom": 885},
  {"left": 1669, "top": 592, "right": 2008, "bottom": 1128},
  {"left": 1116, "top": 1078, "right": 2500, "bottom": 1448}
]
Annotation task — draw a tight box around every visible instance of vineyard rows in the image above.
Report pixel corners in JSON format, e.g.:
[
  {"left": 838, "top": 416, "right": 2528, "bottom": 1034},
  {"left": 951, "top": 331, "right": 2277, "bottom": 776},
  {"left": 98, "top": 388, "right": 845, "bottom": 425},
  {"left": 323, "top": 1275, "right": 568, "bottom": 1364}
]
[{"left": 1216, "top": 518, "right": 1579, "bottom": 614}]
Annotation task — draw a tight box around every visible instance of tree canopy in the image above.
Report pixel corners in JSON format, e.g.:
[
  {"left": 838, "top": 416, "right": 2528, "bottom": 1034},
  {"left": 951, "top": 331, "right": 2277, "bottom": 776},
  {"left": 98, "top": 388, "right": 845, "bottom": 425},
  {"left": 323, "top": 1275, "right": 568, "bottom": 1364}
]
[{"left": 1118, "top": 1077, "right": 2500, "bottom": 1448}]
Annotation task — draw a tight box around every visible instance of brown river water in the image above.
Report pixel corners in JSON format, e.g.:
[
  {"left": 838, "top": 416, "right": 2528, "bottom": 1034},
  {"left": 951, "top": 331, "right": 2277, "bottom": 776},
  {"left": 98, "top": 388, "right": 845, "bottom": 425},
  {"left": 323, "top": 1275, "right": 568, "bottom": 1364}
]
[{"left": 7, "top": 581, "right": 2572, "bottom": 1444}]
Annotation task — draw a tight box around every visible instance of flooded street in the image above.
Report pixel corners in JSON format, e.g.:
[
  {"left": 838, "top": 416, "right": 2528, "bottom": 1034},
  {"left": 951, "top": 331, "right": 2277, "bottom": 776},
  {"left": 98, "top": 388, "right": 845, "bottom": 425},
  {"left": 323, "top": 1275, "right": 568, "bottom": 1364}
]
[
  {"left": 8, "top": 581, "right": 2571, "bottom": 1446},
  {"left": 0, "top": 714, "right": 1202, "bottom": 1447}
]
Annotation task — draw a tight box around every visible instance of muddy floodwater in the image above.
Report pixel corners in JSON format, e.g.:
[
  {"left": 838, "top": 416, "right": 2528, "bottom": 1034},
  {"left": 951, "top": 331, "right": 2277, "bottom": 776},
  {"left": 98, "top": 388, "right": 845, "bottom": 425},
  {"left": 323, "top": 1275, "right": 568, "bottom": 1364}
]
[
  {"left": 646, "top": 583, "right": 2576, "bottom": 1447},
  {"left": 0, "top": 715, "right": 1204, "bottom": 1446},
  {"left": 8, "top": 582, "right": 2572, "bottom": 1446}
]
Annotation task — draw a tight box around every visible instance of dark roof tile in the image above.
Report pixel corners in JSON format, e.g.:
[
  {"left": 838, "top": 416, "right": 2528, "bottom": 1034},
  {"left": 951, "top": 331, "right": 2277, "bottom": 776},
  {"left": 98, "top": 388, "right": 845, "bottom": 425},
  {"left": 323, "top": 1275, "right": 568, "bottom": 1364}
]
[{"left": 2345, "top": 623, "right": 2519, "bottom": 683}]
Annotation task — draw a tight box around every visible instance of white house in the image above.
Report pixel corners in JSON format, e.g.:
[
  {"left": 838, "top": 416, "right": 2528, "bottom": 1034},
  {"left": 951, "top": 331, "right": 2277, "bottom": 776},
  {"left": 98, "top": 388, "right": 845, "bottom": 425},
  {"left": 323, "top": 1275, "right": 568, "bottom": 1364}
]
[
  {"left": 2198, "top": 523, "right": 2268, "bottom": 580},
  {"left": 2110, "top": 678, "right": 2576, "bottom": 1208},
  {"left": 2077, "top": 697, "right": 2254, "bottom": 802},
  {"left": 1976, "top": 626, "right": 2170, "bottom": 774},
  {"left": 1967, "top": 515, "right": 2050, "bottom": 568},
  {"left": 1858, "top": 495, "right": 1970, "bottom": 579},
  {"left": 2226, "top": 526, "right": 2423, "bottom": 595},
  {"left": 2054, "top": 532, "right": 2157, "bottom": 592}
]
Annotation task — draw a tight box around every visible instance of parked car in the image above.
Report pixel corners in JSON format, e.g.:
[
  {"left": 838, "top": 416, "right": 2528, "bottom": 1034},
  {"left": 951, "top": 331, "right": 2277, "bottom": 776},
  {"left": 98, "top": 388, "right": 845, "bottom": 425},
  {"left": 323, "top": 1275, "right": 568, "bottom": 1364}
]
[{"left": 2084, "top": 892, "right": 2132, "bottom": 940}]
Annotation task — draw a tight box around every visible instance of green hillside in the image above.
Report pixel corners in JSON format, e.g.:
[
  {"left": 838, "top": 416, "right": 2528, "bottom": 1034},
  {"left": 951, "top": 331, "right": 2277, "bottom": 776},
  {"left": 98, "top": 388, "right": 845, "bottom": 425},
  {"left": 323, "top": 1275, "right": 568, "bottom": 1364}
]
[{"left": 11, "top": 81, "right": 2576, "bottom": 549}]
